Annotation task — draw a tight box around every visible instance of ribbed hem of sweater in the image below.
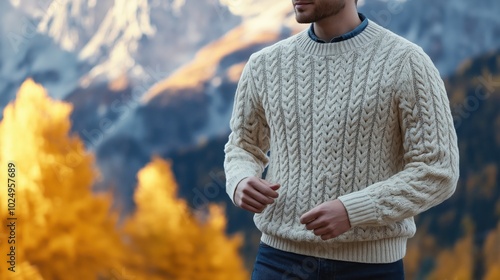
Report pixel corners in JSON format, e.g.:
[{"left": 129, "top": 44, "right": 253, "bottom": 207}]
[
  {"left": 261, "top": 233, "right": 407, "bottom": 264},
  {"left": 294, "top": 19, "right": 384, "bottom": 56}
]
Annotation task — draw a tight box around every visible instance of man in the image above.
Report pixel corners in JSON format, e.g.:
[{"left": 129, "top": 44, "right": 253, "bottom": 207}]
[{"left": 224, "top": 0, "right": 459, "bottom": 278}]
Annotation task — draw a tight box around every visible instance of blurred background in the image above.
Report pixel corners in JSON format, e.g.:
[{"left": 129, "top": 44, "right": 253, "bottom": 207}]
[{"left": 0, "top": 0, "right": 499, "bottom": 279}]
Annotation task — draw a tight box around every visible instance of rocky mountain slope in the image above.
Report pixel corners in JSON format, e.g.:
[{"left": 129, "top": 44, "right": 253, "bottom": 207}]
[{"left": 0, "top": 0, "right": 240, "bottom": 105}]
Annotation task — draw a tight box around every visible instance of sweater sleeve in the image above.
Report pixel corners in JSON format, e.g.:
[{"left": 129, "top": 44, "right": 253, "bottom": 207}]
[
  {"left": 338, "top": 48, "right": 460, "bottom": 227},
  {"left": 224, "top": 55, "right": 270, "bottom": 204}
]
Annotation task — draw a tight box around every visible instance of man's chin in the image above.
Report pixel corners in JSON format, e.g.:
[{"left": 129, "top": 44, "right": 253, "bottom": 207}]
[{"left": 295, "top": 15, "right": 313, "bottom": 24}]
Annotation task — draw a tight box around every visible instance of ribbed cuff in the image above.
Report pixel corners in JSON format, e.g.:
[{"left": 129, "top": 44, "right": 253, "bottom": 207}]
[{"left": 338, "top": 191, "right": 378, "bottom": 226}]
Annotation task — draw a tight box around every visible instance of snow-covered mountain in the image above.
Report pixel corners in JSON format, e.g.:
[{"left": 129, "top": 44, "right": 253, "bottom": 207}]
[
  {"left": 0, "top": 0, "right": 84, "bottom": 108},
  {"left": 37, "top": 0, "right": 155, "bottom": 81},
  {"left": 26, "top": 0, "right": 240, "bottom": 82},
  {"left": 1, "top": 0, "right": 240, "bottom": 103}
]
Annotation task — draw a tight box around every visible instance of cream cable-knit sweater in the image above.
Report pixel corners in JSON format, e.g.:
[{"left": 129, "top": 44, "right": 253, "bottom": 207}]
[{"left": 224, "top": 20, "right": 459, "bottom": 263}]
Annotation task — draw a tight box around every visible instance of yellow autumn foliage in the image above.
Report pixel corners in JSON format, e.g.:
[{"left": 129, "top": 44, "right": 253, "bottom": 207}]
[
  {"left": 484, "top": 222, "right": 500, "bottom": 280},
  {"left": 0, "top": 79, "right": 125, "bottom": 280},
  {"left": 0, "top": 79, "right": 247, "bottom": 279},
  {"left": 123, "top": 157, "right": 247, "bottom": 280},
  {"left": 427, "top": 235, "right": 474, "bottom": 280}
]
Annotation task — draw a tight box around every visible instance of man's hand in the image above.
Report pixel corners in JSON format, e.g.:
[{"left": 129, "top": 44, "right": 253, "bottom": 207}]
[
  {"left": 300, "top": 199, "right": 351, "bottom": 240},
  {"left": 234, "top": 177, "right": 280, "bottom": 213}
]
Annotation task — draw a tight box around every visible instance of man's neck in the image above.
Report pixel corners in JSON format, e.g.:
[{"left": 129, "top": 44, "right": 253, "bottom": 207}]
[{"left": 313, "top": 5, "right": 361, "bottom": 42}]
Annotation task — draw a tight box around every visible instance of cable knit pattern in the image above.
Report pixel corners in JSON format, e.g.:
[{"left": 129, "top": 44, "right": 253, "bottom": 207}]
[{"left": 224, "top": 20, "right": 459, "bottom": 263}]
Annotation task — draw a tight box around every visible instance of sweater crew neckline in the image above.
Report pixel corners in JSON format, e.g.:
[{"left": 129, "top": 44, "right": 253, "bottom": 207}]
[{"left": 295, "top": 20, "right": 384, "bottom": 56}]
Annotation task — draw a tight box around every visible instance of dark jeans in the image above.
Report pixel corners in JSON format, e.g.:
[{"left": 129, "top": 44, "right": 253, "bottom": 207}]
[{"left": 251, "top": 242, "right": 404, "bottom": 280}]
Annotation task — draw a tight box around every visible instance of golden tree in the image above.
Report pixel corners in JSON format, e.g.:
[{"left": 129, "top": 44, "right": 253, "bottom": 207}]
[
  {"left": 0, "top": 79, "right": 247, "bottom": 279},
  {"left": 0, "top": 79, "right": 126, "bottom": 279},
  {"left": 123, "top": 157, "right": 248, "bottom": 280},
  {"left": 484, "top": 221, "right": 500, "bottom": 280},
  {"left": 427, "top": 223, "right": 475, "bottom": 280}
]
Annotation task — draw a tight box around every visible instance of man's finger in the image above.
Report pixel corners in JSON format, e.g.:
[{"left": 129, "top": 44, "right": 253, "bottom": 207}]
[
  {"left": 241, "top": 203, "right": 264, "bottom": 214},
  {"left": 251, "top": 181, "right": 280, "bottom": 198},
  {"left": 300, "top": 209, "right": 319, "bottom": 224},
  {"left": 313, "top": 226, "right": 330, "bottom": 236},
  {"left": 259, "top": 178, "right": 280, "bottom": 188},
  {"left": 305, "top": 218, "right": 327, "bottom": 230},
  {"left": 241, "top": 196, "right": 266, "bottom": 210},
  {"left": 245, "top": 188, "right": 275, "bottom": 205},
  {"left": 269, "top": 184, "right": 280, "bottom": 191}
]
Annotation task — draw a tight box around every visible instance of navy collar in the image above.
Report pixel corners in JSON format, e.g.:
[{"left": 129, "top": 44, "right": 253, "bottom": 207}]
[{"left": 308, "top": 13, "right": 368, "bottom": 43}]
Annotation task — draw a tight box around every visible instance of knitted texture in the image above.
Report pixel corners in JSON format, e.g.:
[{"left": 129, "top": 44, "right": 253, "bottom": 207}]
[{"left": 224, "top": 20, "right": 459, "bottom": 263}]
